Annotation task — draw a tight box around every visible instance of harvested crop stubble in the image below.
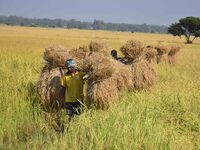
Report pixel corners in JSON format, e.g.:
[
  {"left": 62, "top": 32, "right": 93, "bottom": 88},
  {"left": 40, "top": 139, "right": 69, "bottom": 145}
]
[
  {"left": 36, "top": 66, "right": 65, "bottom": 108},
  {"left": 89, "top": 41, "right": 110, "bottom": 56},
  {"left": 120, "top": 40, "right": 144, "bottom": 61},
  {"left": 154, "top": 45, "right": 170, "bottom": 63},
  {"left": 167, "top": 45, "right": 180, "bottom": 64},
  {"left": 143, "top": 47, "right": 157, "bottom": 63},
  {"left": 131, "top": 59, "right": 156, "bottom": 90}
]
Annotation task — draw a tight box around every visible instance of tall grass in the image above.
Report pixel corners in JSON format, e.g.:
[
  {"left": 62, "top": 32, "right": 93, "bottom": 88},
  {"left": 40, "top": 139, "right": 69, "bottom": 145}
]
[{"left": 0, "top": 26, "right": 200, "bottom": 149}]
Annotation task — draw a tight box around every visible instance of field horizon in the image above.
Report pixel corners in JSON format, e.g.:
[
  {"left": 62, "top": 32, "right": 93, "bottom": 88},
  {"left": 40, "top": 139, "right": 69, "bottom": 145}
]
[{"left": 0, "top": 25, "right": 200, "bottom": 149}]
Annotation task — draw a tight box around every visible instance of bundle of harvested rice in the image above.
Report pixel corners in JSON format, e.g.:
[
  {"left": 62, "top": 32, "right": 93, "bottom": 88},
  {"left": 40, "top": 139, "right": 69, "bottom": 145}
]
[
  {"left": 36, "top": 67, "right": 65, "bottom": 108},
  {"left": 154, "top": 45, "right": 170, "bottom": 55},
  {"left": 83, "top": 54, "right": 132, "bottom": 109},
  {"left": 168, "top": 45, "right": 180, "bottom": 56},
  {"left": 110, "top": 62, "right": 133, "bottom": 91},
  {"left": 44, "top": 45, "right": 89, "bottom": 69},
  {"left": 86, "top": 78, "right": 119, "bottom": 109},
  {"left": 167, "top": 45, "right": 180, "bottom": 64},
  {"left": 89, "top": 41, "right": 110, "bottom": 56},
  {"left": 69, "top": 46, "right": 89, "bottom": 69},
  {"left": 131, "top": 59, "right": 156, "bottom": 90},
  {"left": 69, "top": 46, "right": 88, "bottom": 59},
  {"left": 44, "top": 46, "right": 70, "bottom": 68},
  {"left": 154, "top": 45, "right": 170, "bottom": 63},
  {"left": 120, "top": 40, "right": 144, "bottom": 61},
  {"left": 143, "top": 47, "right": 157, "bottom": 63},
  {"left": 82, "top": 53, "right": 115, "bottom": 80}
]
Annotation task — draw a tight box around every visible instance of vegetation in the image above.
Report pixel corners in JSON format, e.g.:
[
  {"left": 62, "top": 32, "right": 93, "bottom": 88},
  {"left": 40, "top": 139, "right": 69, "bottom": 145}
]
[
  {"left": 0, "top": 25, "right": 200, "bottom": 149},
  {"left": 168, "top": 16, "right": 200, "bottom": 44},
  {"left": 0, "top": 16, "right": 168, "bottom": 33}
]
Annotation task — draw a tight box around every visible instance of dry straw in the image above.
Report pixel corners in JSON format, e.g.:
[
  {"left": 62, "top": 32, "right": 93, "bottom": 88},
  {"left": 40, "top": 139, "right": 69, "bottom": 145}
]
[
  {"left": 69, "top": 45, "right": 89, "bottom": 69},
  {"left": 83, "top": 52, "right": 133, "bottom": 109},
  {"left": 82, "top": 53, "right": 115, "bottom": 80},
  {"left": 83, "top": 52, "right": 117, "bottom": 109},
  {"left": 154, "top": 45, "right": 180, "bottom": 64},
  {"left": 69, "top": 46, "right": 88, "bottom": 60},
  {"left": 167, "top": 45, "right": 180, "bottom": 64},
  {"left": 44, "top": 45, "right": 89, "bottom": 69},
  {"left": 89, "top": 41, "right": 111, "bottom": 56},
  {"left": 131, "top": 59, "right": 156, "bottom": 90},
  {"left": 44, "top": 46, "right": 70, "bottom": 68},
  {"left": 84, "top": 59, "right": 133, "bottom": 109},
  {"left": 86, "top": 78, "right": 119, "bottom": 109},
  {"left": 143, "top": 47, "right": 157, "bottom": 64},
  {"left": 110, "top": 61, "right": 133, "bottom": 91},
  {"left": 154, "top": 45, "right": 170, "bottom": 63},
  {"left": 120, "top": 40, "right": 144, "bottom": 61},
  {"left": 119, "top": 40, "right": 156, "bottom": 90},
  {"left": 84, "top": 40, "right": 156, "bottom": 109},
  {"left": 36, "top": 67, "right": 65, "bottom": 108}
]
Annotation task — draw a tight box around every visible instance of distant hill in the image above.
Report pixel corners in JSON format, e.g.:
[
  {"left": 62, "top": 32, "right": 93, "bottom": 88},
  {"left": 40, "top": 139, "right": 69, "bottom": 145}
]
[{"left": 0, "top": 15, "right": 168, "bottom": 34}]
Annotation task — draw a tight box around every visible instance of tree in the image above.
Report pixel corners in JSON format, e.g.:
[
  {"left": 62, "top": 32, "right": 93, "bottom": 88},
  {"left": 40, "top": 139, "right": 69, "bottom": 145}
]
[
  {"left": 92, "top": 20, "right": 106, "bottom": 30},
  {"left": 20, "top": 22, "right": 24, "bottom": 26},
  {"left": 168, "top": 16, "right": 200, "bottom": 44}
]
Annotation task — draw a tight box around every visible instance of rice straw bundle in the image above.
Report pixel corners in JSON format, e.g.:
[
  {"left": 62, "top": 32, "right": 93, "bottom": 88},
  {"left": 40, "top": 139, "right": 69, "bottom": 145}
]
[
  {"left": 82, "top": 53, "right": 115, "bottom": 80},
  {"left": 131, "top": 59, "right": 156, "bottom": 90},
  {"left": 44, "top": 46, "right": 70, "bottom": 68},
  {"left": 120, "top": 40, "right": 144, "bottom": 61},
  {"left": 69, "top": 45, "right": 89, "bottom": 69},
  {"left": 110, "top": 61, "right": 133, "bottom": 91},
  {"left": 154, "top": 45, "right": 170, "bottom": 63},
  {"left": 36, "top": 67, "right": 65, "bottom": 108},
  {"left": 89, "top": 41, "right": 110, "bottom": 56},
  {"left": 143, "top": 47, "right": 157, "bottom": 63},
  {"left": 83, "top": 53, "right": 132, "bottom": 109},
  {"left": 86, "top": 78, "right": 119, "bottom": 109},
  {"left": 167, "top": 45, "right": 180, "bottom": 64}
]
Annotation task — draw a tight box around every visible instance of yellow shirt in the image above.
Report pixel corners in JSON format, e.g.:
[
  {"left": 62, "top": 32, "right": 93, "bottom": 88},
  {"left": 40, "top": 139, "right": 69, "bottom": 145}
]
[{"left": 61, "top": 71, "right": 85, "bottom": 102}]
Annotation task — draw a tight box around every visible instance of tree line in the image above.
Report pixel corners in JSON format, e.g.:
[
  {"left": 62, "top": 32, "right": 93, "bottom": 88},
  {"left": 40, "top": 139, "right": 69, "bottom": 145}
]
[{"left": 0, "top": 16, "right": 168, "bottom": 34}]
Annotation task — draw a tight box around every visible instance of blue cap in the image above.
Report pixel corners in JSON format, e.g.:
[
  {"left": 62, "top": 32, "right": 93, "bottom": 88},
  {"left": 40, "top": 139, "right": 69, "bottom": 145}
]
[{"left": 65, "top": 59, "right": 75, "bottom": 68}]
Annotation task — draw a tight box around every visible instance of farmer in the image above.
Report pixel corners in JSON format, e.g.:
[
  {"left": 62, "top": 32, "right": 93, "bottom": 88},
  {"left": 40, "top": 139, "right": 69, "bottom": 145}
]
[
  {"left": 111, "top": 49, "right": 118, "bottom": 60},
  {"left": 60, "top": 59, "right": 85, "bottom": 121},
  {"left": 111, "top": 49, "right": 129, "bottom": 64}
]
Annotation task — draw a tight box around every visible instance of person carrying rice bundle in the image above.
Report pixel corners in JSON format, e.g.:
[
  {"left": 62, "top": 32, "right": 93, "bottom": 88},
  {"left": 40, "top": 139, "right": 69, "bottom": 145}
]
[{"left": 60, "top": 59, "right": 86, "bottom": 121}]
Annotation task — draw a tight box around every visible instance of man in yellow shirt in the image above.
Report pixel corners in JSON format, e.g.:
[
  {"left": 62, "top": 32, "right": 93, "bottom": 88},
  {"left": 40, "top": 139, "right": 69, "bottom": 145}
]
[{"left": 60, "top": 59, "right": 85, "bottom": 120}]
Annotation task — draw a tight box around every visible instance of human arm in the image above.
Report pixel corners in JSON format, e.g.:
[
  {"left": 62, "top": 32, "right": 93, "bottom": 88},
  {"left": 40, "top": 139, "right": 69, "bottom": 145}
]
[{"left": 59, "top": 67, "right": 65, "bottom": 78}]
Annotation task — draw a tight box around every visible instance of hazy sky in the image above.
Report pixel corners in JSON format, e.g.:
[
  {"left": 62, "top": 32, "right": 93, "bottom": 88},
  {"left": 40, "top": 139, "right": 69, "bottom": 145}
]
[{"left": 0, "top": 0, "right": 199, "bottom": 25}]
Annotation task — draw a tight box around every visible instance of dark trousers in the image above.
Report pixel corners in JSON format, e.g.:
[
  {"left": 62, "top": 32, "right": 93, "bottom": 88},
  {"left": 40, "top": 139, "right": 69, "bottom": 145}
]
[{"left": 65, "top": 101, "right": 82, "bottom": 117}]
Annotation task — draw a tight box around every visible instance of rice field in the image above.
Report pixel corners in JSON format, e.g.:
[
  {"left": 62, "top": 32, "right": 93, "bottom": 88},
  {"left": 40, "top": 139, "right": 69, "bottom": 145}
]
[{"left": 0, "top": 25, "right": 200, "bottom": 149}]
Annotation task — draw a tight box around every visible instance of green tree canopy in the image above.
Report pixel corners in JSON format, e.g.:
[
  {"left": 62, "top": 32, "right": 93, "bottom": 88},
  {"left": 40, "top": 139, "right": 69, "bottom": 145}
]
[{"left": 168, "top": 16, "right": 200, "bottom": 44}]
